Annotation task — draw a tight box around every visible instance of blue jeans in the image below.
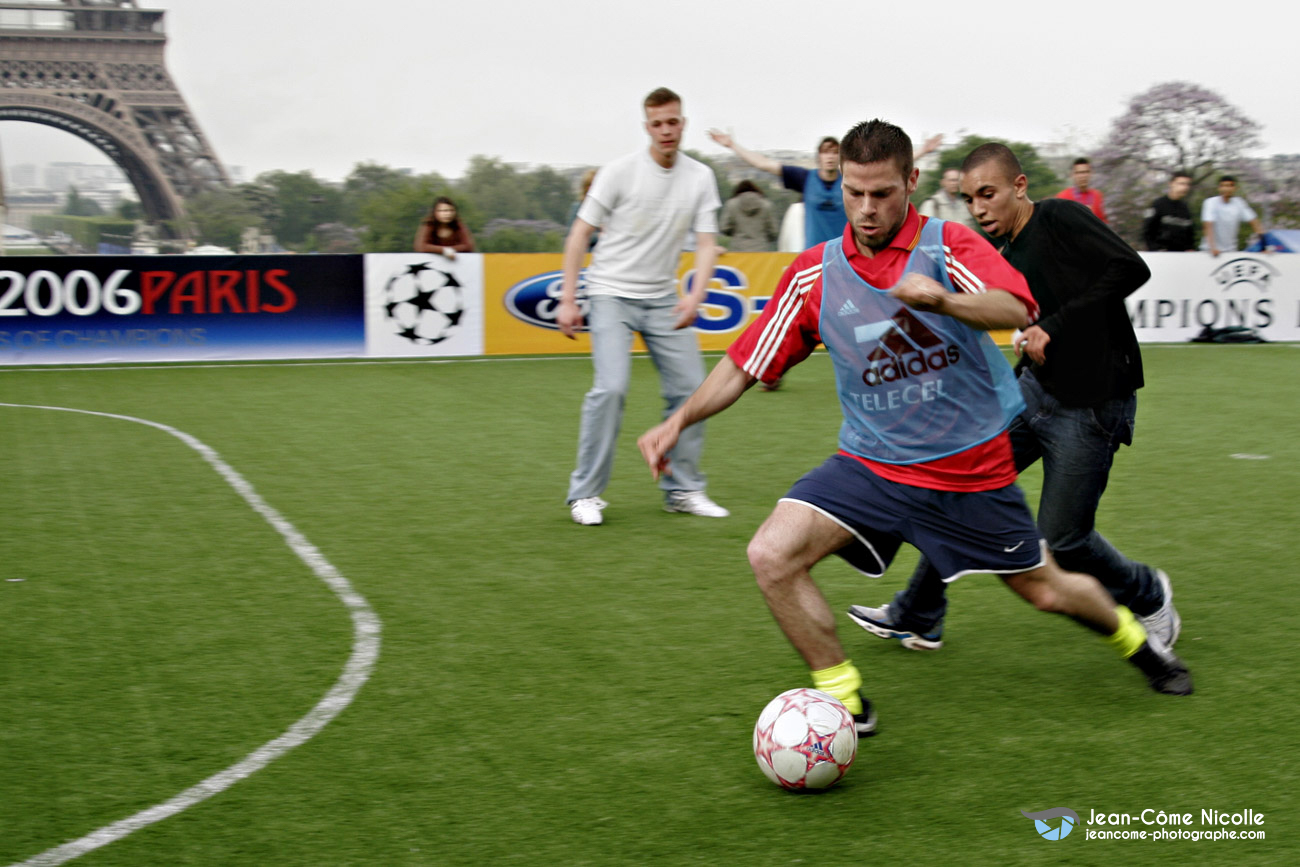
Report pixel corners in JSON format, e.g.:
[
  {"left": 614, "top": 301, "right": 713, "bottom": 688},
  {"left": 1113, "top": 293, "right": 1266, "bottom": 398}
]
[
  {"left": 891, "top": 369, "right": 1161, "bottom": 627},
  {"left": 566, "top": 294, "right": 707, "bottom": 501}
]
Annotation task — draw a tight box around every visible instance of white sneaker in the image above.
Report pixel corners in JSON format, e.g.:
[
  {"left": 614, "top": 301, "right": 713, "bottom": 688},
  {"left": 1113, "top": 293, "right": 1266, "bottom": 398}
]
[
  {"left": 1139, "top": 569, "right": 1181, "bottom": 647},
  {"left": 664, "top": 491, "right": 729, "bottom": 518},
  {"left": 569, "top": 497, "right": 607, "bottom": 526}
]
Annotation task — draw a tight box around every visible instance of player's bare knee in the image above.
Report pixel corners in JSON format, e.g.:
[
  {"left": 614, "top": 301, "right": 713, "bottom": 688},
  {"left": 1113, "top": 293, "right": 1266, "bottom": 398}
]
[
  {"left": 1030, "top": 585, "right": 1062, "bottom": 613},
  {"left": 746, "top": 533, "right": 779, "bottom": 581},
  {"left": 1004, "top": 570, "right": 1061, "bottom": 613},
  {"left": 747, "top": 532, "right": 796, "bottom": 588}
]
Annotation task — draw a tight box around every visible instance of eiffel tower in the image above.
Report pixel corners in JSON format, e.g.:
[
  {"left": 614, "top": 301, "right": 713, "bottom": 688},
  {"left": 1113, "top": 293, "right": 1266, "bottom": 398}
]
[{"left": 0, "top": 1, "right": 228, "bottom": 230}]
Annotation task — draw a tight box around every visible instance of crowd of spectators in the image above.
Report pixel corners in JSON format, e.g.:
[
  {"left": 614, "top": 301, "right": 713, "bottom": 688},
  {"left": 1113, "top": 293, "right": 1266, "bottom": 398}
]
[{"left": 415, "top": 130, "right": 1274, "bottom": 257}]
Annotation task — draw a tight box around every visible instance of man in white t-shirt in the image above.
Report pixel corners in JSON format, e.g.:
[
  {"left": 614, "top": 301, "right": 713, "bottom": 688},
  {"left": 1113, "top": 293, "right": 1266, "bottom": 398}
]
[
  {"left": 1201, "top": 175, "right": 1265, "bottom": 256},
  {"left": 557, "top": 87, "right": 728, "bottom": 526}
]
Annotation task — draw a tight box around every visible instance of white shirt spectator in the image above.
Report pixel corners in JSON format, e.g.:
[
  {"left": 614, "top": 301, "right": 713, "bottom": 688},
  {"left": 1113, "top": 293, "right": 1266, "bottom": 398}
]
[
  {"left": 577, "top": 150, "right": 720, "bottom": 298},
  {"left": 1201, "top": 196, "right": 1257, "bottom": 253}
]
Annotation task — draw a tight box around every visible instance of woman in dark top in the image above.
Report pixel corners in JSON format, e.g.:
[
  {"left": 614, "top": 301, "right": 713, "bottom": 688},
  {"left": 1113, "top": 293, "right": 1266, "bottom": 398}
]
[{"left": 415, "top": 196, "right": 475, "bottom": 259}]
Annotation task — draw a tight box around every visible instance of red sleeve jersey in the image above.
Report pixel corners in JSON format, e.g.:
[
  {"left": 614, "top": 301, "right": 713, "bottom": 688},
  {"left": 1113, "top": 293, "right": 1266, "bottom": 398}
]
[
  {"left": 727, "top": 210, "right": 1037, "bottom": 492},
  {"left": 1056, "top": 186, "right": 1107, "bottom": 223}
]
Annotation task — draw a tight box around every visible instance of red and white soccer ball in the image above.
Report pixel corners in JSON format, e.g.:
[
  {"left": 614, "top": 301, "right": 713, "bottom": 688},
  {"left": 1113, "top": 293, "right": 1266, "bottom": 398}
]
[{"left": 753, "top": 688, "right": 857, "bottom": 791}]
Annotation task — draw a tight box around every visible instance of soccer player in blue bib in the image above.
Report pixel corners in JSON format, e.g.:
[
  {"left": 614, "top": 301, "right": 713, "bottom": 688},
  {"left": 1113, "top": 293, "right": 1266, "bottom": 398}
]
[{"left": 638, "top": 120, "right": 1191, "bottom": 737}]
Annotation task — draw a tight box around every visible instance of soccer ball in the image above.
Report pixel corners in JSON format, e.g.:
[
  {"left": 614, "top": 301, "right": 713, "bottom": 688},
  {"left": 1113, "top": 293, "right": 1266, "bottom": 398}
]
[
  {"left": 383, "top": 262, "right": 465, "bottom": 345},
  {"left": 753, "top": 688, "right": 857, "bottom": 790}
]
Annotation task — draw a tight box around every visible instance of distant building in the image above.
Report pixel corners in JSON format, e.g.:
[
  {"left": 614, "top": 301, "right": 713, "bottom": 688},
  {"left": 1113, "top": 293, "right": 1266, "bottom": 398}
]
[
  {"left": 8, "top": 163, "right": 39, "bottom": 190},
  {"left": 4, "top": 191, "right": 59, "bottom": 229},
  {"left": 45, "top": 161, "right": 128, "bottom": 193}
]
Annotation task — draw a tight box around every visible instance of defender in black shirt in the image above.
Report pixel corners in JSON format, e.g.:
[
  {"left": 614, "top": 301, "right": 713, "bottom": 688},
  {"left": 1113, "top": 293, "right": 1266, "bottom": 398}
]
[
  {"left": 850, "top": 144, "right": 1187, "bottom": 693},
  {"left": 1001, "top": 196, "right": 1147, "bottom": 406}
]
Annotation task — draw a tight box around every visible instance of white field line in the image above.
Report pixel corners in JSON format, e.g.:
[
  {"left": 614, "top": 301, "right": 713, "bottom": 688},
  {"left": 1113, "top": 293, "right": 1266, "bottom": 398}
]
[{"left": 3, "top": 403, "right": 382, "bottom": 867}]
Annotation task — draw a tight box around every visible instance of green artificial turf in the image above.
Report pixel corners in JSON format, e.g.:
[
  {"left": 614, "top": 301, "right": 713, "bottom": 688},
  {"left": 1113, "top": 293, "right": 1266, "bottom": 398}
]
[{"left": 1, "top": 344, "right": 1295, "bottom": 866}]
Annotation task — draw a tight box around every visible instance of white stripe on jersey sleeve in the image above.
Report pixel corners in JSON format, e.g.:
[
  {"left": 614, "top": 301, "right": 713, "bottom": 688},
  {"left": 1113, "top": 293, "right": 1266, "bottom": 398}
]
[
  {"left": 748, "top": 270, "right": 815, "bottom": 378},
  {"left": 942, "top": 244, "right": 987, "bottom": 295},
  {"left": 745, "top": 263, "right": 820, "bottom": 380}
]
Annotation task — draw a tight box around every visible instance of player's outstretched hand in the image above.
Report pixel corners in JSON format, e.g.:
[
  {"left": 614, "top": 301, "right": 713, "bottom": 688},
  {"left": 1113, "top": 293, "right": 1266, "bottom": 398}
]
[
  {"left": 890, "top": 273, "right": 947, "bottom": 313},
  {"left": 707, "top": 129, "right": 733, "bottom": 149},
  {"left": 917, "top": 133, "right": 943, "bottom": 157},
  {"left": 637, "top": 423, "right": 678, "bottom": 481},
  {"left": 557, "top": 298, "right": 582, "bottom": 339}
]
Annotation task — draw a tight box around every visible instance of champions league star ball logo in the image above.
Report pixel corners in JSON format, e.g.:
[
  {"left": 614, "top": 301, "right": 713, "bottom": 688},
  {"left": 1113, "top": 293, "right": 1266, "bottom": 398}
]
[{"left": 382, "top": 262, "right": 465, "bottom": 345}]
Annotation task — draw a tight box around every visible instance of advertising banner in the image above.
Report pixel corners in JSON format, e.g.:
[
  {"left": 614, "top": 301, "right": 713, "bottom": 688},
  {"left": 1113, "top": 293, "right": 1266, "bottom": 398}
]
[
  {"left": 485, "top": 252, "right": 797, "bottom": 355},
  {"left": 363, "top": 253, "right": 485, "bottom": 357},
  {"left": 3, "top": 249, "right": 1290, "bottom": 366},
  {"left": 0, "top": 255, "right": 364, "bottom": 364},
  {"left": 1130, "top": 252, "right": 1297, "bottom": 342}
]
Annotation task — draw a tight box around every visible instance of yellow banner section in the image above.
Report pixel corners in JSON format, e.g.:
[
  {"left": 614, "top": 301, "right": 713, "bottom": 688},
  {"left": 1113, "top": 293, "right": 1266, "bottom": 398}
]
[
  {"left": 484, "top": 252, "right": 796, "bottom": 355},
  {"left": 483, "top": 253, "right": 574, "bottom": 355},
  {"left": 483, "top": 252, "right": 1013, "bottom": 355}
]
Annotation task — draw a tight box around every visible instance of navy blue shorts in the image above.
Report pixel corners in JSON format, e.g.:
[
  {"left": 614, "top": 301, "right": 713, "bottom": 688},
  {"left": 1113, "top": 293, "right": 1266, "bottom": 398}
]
[{"left": 781, "top": 454, "right": 1045, "bottom": 581}]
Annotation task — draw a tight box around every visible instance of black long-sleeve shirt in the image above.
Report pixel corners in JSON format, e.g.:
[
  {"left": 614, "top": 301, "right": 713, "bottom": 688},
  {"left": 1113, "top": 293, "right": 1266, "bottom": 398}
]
[
  {"left": 1142, "top": 195, "right": 1196, "bottom": 251},
  {"left": 1003, "top": 199, "right": 1150, "bottom": 406}
]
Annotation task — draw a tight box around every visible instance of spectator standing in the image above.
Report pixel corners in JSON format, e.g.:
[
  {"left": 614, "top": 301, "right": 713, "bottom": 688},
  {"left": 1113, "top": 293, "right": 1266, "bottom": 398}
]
[
  {"left": 707, "top": 131, "right": 845, "bottom": 248},
  {"left": 1056, "top": 158, "right": 1107, "bottom": 222},
  {"left": 720, "top": 180, "right": 779, "bottom": 252},
  {"left": 1142, "top": 172, "right": 1196, "bottom": 251},
  {"left": 1201, "top": 175, "right": 1265, "bottom": 257},
  {"left": 919, "top": 168, "right": 977, "bottom": 229},
  {"left": 556, "top": 87, "right": 728, "bottom": 526}
]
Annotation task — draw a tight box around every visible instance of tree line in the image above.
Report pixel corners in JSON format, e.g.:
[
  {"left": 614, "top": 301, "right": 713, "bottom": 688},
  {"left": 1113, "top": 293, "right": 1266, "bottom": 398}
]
[
  {"left": 178, "top": 157, "right": 580, "bottom": 254},
  {"left": 85, "top": 81, "right": 1298, "bottom": 254}
]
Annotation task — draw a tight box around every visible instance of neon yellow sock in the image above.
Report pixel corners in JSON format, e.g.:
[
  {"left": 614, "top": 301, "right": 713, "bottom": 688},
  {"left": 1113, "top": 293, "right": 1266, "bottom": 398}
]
[
  {"left": 1107, "top": 606, "right": 1147, "bottom": 659},
  {"left": 811, "top": 660, "right": 863, "bottom": 714}
]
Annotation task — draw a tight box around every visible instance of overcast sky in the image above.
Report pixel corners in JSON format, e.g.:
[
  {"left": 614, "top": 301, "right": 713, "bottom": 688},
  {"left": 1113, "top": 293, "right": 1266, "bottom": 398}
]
[{"left": 3, "top": 0, "right": 1299, "bottom": 183}]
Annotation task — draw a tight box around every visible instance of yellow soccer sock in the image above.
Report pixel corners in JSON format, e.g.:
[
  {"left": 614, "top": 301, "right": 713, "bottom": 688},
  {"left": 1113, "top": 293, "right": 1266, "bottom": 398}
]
[
  {"left": 1107, "top": 606, "right": 1148, "bottom": 659},
  {"left": 811, "top": 660, "right": 863, "bottom": 715}
]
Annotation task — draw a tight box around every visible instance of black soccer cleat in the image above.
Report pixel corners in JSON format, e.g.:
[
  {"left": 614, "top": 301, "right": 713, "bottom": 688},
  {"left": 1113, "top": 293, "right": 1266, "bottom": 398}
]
[
  {"left": 1127, "top": 639, "right": 1193, "bottom": 695},
  {"left": 854, "top": 694, "right": 879, "bottom": 737}
]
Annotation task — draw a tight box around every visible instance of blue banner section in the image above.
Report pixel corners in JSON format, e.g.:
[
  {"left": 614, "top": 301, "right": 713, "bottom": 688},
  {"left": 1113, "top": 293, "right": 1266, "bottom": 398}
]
[{"left": 0, "top": 255, "right": 365, "bottom": 363}]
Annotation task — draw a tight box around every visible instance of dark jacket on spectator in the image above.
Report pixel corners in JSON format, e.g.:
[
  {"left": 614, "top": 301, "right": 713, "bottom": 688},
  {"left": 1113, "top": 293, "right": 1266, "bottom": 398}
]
[{"left": 1142, "top": 195, "right": 1196, "bottom": 251}]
